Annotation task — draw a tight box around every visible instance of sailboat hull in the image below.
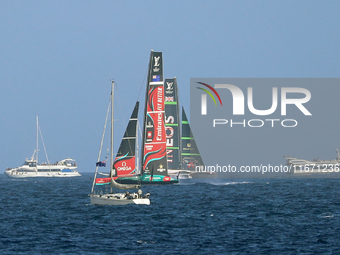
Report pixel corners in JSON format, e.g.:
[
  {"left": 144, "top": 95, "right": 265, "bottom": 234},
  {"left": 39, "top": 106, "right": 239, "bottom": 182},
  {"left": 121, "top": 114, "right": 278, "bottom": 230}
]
[
  {"left": 90, "top": 194, "right": 150, "bottom": 205},
  {"left": 168, "top": 171, "right": 218, "bottom": 179},
  {"left": 5, "top": 169, "right": 81, "bottom": 178},
  {"left": 115, "top": 174, "right": 178, "bottom": 185}
]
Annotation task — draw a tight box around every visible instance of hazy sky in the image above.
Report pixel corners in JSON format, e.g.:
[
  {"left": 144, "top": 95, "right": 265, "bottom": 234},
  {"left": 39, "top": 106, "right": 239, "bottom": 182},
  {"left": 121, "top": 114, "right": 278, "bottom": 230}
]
[{"left": 1, "top": 1, "right": 339, "bottom": 172}]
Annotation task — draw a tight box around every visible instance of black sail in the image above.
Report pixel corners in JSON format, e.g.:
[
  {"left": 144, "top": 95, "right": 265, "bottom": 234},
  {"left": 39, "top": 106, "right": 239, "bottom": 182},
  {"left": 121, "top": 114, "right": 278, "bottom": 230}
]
[
  {"left": 112, "top": 101, "right": 139, "bottom": 177},
  {"left": 164, "top": 78, "right": 181, "bottom": 170},
  {"left": 181, "top": 107, "right": 204, "bottom": 171}
]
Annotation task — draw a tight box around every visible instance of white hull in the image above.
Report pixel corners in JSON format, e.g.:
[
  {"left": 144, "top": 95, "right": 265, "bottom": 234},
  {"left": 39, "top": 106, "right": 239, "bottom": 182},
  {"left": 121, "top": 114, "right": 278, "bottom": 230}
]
[
  {"left": 5, "top": 170, "right": 81, "bottom": 178},
  {"left": 168, "top": 169, "right": 192, "bottom": 179},
  {"left": 7, "top": 117, "right": 80, "bottom": 178},
  {"left": 5, "top": 158, "right": 80, "bottom": 178},
  {"left": 90, "top": 194, "right": 150, "bottom": 205},
  {"left": 168, "top": 169, "right": 218, "bottom": 179}
]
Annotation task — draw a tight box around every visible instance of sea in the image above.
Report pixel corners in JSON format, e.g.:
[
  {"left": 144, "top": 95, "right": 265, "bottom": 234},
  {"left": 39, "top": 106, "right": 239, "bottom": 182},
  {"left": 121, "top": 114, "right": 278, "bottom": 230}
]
[{"left": 1, "top": 173, "right": 340, "bottom": 254}]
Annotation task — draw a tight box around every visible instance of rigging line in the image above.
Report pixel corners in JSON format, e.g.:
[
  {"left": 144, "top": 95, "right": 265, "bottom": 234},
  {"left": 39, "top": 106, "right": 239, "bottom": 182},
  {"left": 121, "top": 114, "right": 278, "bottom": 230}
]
[
  {"left": 137, "top": 119, "right": 142, "bottom": 174},
  {"left": 136, "top": 63, "right": 148, "bottom": 101},
  {"left": 115, "top": 81, "right": 127, "bottom": 131},
  {"left": 108, "top": 80, "right": 122, "bottom": 159},
  {"left": 134, "top": 60, "right": 148, "bottom": 174},
  {"left": 114, "top": 81, "right": 132, "bottom": 159},
  {"left": 91, "top": 98, "right": 111, "bottom": 194},
  {"left": 125, "top": 113, "right": 135, "bottom": 167},
  {"left": 135, "top": 117, "right": 140, "bottom": 175},
  {"left": 38, "top": 125, "right": 51, "bottom": 171}
]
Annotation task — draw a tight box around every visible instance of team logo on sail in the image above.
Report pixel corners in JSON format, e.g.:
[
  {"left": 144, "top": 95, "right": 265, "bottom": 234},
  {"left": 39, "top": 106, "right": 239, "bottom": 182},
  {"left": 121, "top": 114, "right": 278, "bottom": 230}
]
[
  {"left": 117, "top": 161, "right": 132, "bottom": 171},
  {"left": 158, "top": 164, "right": 166, "bottom": 172},
  {"left": 166, "top": 82, "right": 173, "bottom": 90},
  {"left": 154, "top": 56, "right": 160, "bottom": 67},
  {"left": 165, "top": 82, "right": 174, "bottom": 94},
  {"left": 153, "top": 56, "right": 161, "bottom": 72}
]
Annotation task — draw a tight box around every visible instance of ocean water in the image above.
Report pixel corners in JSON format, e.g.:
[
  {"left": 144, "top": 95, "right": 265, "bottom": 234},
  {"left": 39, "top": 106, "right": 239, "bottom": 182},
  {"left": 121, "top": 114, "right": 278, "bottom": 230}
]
[{"left": 1, "top": 173, "right": 340, "bottom": 254}]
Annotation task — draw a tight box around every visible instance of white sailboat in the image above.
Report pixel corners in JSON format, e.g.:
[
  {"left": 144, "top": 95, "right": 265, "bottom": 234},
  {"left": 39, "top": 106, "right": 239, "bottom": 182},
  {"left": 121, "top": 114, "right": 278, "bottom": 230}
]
[
  {"left": 89, "top": 81, "right": 150, "bottom": 205},
  {"left": 5, "top": 116, "right": 80, "bottom": 178}
]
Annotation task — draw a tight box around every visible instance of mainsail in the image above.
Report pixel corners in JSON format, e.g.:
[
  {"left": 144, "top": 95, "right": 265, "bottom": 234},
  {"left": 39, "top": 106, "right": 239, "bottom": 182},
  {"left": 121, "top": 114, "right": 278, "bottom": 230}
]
[
  {"left": 141, "top": 51, "right": 168, "bottom": 176},
  {"left": 181, "top": 107, "right": 205, "bottom": 172},
  {"left": 164, "top": 78, "right": 181, "bottom": 170}
]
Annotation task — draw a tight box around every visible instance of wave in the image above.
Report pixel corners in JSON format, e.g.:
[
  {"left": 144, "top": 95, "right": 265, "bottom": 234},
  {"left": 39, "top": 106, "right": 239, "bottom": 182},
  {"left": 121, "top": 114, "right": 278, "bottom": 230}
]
[
  {"left": 222, "top": 181, "right": 251, "bottom": 185},
  {"left": 178, "top": 180, "right": 252, "bottom": 186}
]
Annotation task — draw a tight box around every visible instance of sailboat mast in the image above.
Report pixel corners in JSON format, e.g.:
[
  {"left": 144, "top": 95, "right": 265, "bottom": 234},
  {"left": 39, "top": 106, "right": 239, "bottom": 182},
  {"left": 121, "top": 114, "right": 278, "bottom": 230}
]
[
  {"left": 176, "top": 78, "right": 181, "bottom": 170},
  {"left": 136, "top": 119, "right": 139, "bottom": 174},
  {"left": 91, "top": 95, "right": 111, "bottom": 194},
  {"left": 36, "top": 115, "right": 39, "bottom": 162},
  {"left": 110, "top": 81, "right": 114, "bottom": 178},
  {"left": 141, "top": 50, "right": 153, "bottom": 172}
]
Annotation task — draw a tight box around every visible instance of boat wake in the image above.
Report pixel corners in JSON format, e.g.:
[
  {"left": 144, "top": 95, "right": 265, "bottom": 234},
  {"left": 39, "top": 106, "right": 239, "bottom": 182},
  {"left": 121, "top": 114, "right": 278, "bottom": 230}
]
[
  {"left": 320, "top": 213, "right": 334, "bottom": 218},
  {"left": 179, "top": 180, "right": 252, "bottom": 186},
  {"left": 221, "top": 181, "right": 252, "bottom": 185}
]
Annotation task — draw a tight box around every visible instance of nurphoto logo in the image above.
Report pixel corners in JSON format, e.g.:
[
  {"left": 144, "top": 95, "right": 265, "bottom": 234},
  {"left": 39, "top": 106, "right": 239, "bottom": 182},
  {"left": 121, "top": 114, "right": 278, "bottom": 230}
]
[{"left": 195, "top": 79, "right": 312, "bottom": 128}]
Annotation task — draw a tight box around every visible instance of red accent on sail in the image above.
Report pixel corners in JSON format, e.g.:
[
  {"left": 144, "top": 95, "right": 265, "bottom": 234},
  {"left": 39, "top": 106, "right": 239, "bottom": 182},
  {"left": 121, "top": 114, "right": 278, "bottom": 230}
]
[
  {"left": 147, "top": 112, "right": 166, "bottom": 142},
  {"left": 96, "top": 177, "right": 127, "bottom": 184},
  {"left": 95, "top": 177, "right": 111, "bottom": 184},
  {"left": 143, "top": 144, "right": 166, "bottom": 170},
  {"left": 143, "top": 84, "right": 167, "bottom": 170},
  {"left": 147, "top": 86, "right": 164, "bottom": 112},
  {"left": 113, "top": 156, "right": 136, "bottom": 176}
]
